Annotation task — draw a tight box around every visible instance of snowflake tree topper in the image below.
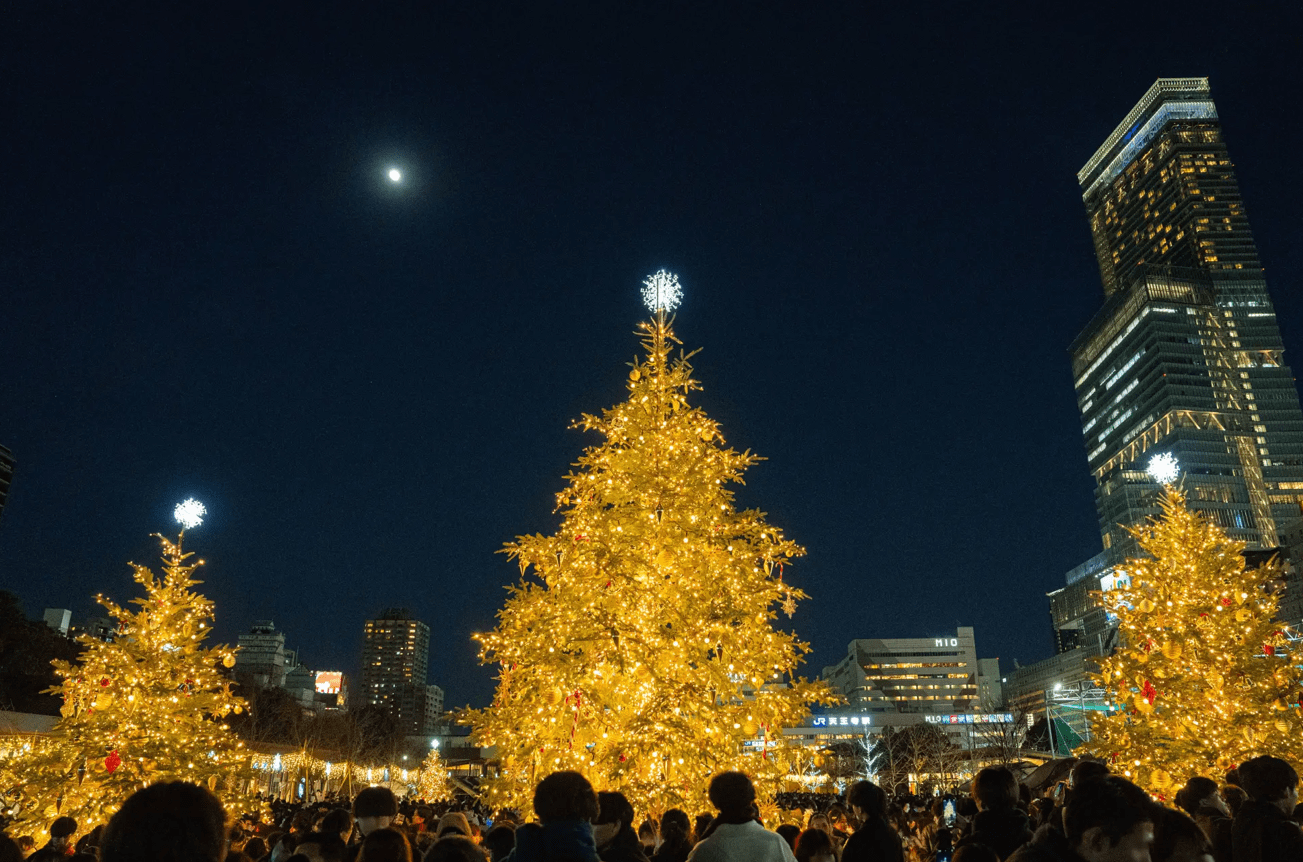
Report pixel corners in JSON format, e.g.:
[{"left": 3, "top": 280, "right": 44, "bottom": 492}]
[
  {"left": 641, "top": 269, "right": 682, "bottom": 314},
  {"left": 1147, "top": 452, "right": 1180, "bottom": 485},
  {"left": 174, "top": 498, "right": 207, "bottom": 530}
]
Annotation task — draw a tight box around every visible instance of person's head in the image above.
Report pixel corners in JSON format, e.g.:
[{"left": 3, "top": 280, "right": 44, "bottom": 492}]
[
  {"left": 291, "top": 811, "right": 315, "bottom": 834},
  {"left": 318, "top": 809, "right": 352, "bottom": 841},
  {"left": 847, "top": 780, "right": 887, "bottom": 821},
  {"left": 0, "top": 834, "right": 24, "bottom": 862},
  {"left": 481, "top": 825, "right": 516, "bottom": 862},
  {"left": 413, "top": 806, "right": 432, "bottom": 826},
  {"left": 294, "top": 832, "right": 347, "bottom": 862},
  {"left": 593, "top": 791, "right": 635, "bottom": 848},
  {"left": 435, "top": 812, "right": 471, "bottom": 840},
  {"left": 794, "top": 827, "right": 837, "bottom": 862},
  {"left": 244, "top": 837, "right": 268, "bottom": 861},
  {"left": 638, "top": 818, "right": 657, "bottom": 848},
  {"left": 1238, "top": 755, "right": 1300, "bottom": 813},
  {"left": 952, "top": 845, "right": 1000, "bottom": 862},
  {"left": 355, "top": 828, "right": 411, "bottom": 862},
  {"left": 50, "top": 816, "right": 78, "bottom": 848},
  {"left": 17, "top": 836, "right": 35, "bottom": 854},
  {"left": 1220, "top": 784, "right": 1246, "bottom": 817},
  {"left": 1071, "top": 760, "right": 1111, "bottom": 788},
  {"left": 532, "top": 770, "right": 599, "bottom": 824},
  {"left": 707, "top": 772, "right": 756, "bottom": 818},
  {"left": 424, "top": 837, "right": 484, "bottom": 862},
  {"left": 1150, "top": 806, "right": 1213, "bottom": 862},
  {"left": 972, "top": 766, "right": 1019, "bottom": 812},
  {"left": 1174, "top": 777, "right": 1221, "bottom": 815},
  {"left": 1223, "top": 768, "right": 1241, "bottom": 788},
  {"left": 775, "top": 823, "right": 800, "bottom": 851},
  {"left": 693, "top": 812, "right": 713, "bottom": 843},
  {"left": 660, "top": 809, "right": 691, "bottom": 844},
  {"left": 808, "top": 812, "right": 831, "bottom": 832},
  {"left": 352, "top": 788, "right": 399, "bottom": 836},
  {"left": 1062, "top": 776, "right": 1156, "bottom": 862},
  {"left": 101, "top": 781, "right": 228, "bottom": 862}
]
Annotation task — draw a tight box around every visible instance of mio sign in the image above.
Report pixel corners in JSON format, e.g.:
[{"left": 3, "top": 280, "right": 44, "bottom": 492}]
[{"left": 935, "top": 638, "right": 959, "bottom": 647}]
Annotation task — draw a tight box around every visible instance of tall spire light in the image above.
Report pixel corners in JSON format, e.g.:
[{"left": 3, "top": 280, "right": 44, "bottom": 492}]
[
  {"left": 174, "top": 498, "right": 207, "bottom": 530},
  {"left": 641, "top": 269, "right": 683, "bottom": 314}
]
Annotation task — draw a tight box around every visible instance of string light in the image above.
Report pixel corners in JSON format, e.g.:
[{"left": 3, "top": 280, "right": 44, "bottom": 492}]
[
  {"left": 0, "top": 532, "right": 247, "bottom": 839},
  {"left": 464, "top": 298, "right": 837, "bottom": 815},
  {"left": 1086, "top": 487, "right": 1303, "bottom": 797}
]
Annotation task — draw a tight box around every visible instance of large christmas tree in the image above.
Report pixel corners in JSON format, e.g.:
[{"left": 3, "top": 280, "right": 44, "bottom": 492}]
[
  {"left": 1087, "top": 481, "right": 1303, "bottom": 796},
  {"left": 467, "top": 273, "right": 836, "bottom": 814},
  {"left": 1, "top": 523, "right": 247, "bottom": 837}
]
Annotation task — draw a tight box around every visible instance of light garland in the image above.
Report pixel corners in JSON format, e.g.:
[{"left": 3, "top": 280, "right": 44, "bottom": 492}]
[{"left": 464, "top": 305, "right": 838, "bottom": 816}]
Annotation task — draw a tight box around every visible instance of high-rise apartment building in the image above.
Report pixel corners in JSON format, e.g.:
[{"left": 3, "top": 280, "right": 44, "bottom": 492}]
[
  {"left": 360, "top": 608, "right": 438, "bottom": 734},
  {"left": 1073, "top": 78, "right": 1303, "bottom": 552}
]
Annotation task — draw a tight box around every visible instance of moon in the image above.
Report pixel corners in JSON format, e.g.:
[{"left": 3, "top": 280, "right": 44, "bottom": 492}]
[{"left": 388, "top": 168, "right": 402, "bottom": 182}]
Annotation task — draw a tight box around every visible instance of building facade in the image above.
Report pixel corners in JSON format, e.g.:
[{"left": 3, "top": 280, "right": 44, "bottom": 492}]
[
  {"left": 360, "top": 609, "right": 437, "bottom": 734},
  {"left": 821, "top": 627, "right": 998, "bottom": 715},
  {"left": 1072, "top": 78, "right": 1303, "bottom": 553},
  {"left": 235, "top": 621, "right": 288, "bottom": 688}
]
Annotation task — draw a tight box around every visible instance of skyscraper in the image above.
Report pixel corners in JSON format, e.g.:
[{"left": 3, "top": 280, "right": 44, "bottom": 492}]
[
  {"left": 360, "top": 608, "right": 440, "bottom": 733},
  {"left": 1072, "top": 77, "right": 1303, "bottom": 553}
]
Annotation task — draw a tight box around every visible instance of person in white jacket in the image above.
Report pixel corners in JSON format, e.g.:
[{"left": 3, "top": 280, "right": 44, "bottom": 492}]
[{"left": 686, "top": 772, "right": 796, "bottom": 862}]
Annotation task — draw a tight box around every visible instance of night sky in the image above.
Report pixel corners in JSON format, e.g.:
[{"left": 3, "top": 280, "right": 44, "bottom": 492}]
[{"left": 4, "top": 3, "right": 1302, "bottom": 710}]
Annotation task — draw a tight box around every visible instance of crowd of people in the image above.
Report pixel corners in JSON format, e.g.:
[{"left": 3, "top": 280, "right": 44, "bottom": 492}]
[{"left": 2, "top": 754, "right": 1301, "bottom": 862}]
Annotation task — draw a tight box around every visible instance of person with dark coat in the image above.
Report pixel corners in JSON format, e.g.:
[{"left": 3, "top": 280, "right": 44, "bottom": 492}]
[
  {"left": 1174, "top": 776, "right": 1231, "bottom": 862},
  {"left": 594, "top": 792, "right": 649, "bottom": 862},
  {"left": 956, "top": 767, "right": 1035, "bottom": 860},
  {"left": 1007, "top": 776, "right": 1155, "bottom": 862},
  {"left": 1231, "top": 755, "right": 1303, "bottom": 862},
  {"left": 503, "top": 771, "right": 601, "bottom": 862},
  {"left": 651, "top": 810, "right": 694, "bottom": 862},
  {"left": 840, "top": 780, "right": 904, "bottom": 862}
]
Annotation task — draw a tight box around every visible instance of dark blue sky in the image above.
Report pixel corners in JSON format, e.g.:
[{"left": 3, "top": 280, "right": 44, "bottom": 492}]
[{"left": 3, "top": 3, "right": 1302, "bottom": 709}]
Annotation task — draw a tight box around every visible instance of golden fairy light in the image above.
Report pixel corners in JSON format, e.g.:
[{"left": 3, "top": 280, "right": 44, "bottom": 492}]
[
  {"left": 462, "top": 282, "right": 837, "bottom": 815},
  {"left": 1085, "top": 487, "right": 1303, "bottom": 797}
]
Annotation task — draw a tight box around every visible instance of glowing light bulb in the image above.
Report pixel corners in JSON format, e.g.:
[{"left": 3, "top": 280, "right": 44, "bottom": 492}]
[
  {"left": 174, "top": 498, "right": 207, "bottom": 529},
  {"left": 388, "top": 168, "right": 402, "bottom": 182}
]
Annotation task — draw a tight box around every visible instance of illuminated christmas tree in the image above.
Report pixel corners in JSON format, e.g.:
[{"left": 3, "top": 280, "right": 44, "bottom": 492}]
[
  {"left": 1, "top": 501, "right": 248, "bottom": 837},
  {"left": 1087, "top": 477, "right": 1303, "bottom": 796},
  {"left": 466, "top": 272, "right": 837, "bottom": 814},
  {"left": 417, "top": 744, "right": 453, "bottom": 802}
]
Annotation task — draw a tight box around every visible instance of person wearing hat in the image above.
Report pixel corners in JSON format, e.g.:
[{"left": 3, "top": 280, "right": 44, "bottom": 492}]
[
  {"left": 29, "top": 817, "right": 78, "bottom": 862},
  {"left": 437, "top": 813, "right": 473, "bottom": 840}
]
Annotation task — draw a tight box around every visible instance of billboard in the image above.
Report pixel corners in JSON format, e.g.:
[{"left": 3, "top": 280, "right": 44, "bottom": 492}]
[{"left": 315, "top": 671, "right": 343, "bottom": 694}]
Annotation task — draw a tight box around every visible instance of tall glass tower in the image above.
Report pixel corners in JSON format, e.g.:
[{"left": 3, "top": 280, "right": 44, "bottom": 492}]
[{"left": 1072, "top": 78, "right": 1303, "bottom": 553}]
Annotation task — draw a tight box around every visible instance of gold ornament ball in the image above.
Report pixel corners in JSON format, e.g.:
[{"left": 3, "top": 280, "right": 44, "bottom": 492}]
[
  {"left": 1151, "top": 769, "right": 1172, "bottom": 789},
  {"left": 742, "top": 722, "right": 759, "bottom": 736},
  {"left": 1161, "top": 642, "right": 1182, "bottom": 660},
  {"left": 547, "top": 688, "right": 564, "bottom": 706},
  {"left": 223, "top": 655, "right": 236, "bottom": 668},
  {"left": 1276, "top": 719, "right": 1291, "bottom": 734},
  {"left": 656, "top": 549, "right": 675, "bottom": 569},
  {"left": 1138, "top": 598, "right": 1157, "bottom": 613}
]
